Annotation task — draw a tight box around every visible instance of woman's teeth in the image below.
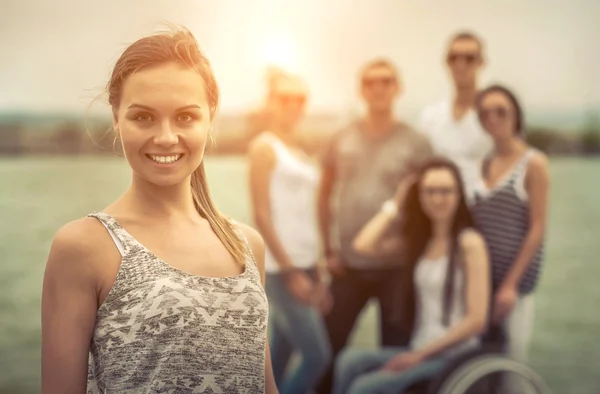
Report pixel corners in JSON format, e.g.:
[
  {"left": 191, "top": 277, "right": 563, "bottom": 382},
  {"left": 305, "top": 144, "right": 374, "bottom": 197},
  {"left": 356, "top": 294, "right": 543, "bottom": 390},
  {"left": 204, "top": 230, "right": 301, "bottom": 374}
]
[{"left": 149, "top": 154, "right": 181, "bottom": 164}]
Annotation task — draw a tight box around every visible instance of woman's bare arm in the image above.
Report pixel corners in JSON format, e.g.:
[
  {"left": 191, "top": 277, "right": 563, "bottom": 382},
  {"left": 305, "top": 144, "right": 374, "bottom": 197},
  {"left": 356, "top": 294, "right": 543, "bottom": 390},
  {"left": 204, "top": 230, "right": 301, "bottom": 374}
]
[{"left": 41, "top": 219, "right": 106, "bottom": 394}]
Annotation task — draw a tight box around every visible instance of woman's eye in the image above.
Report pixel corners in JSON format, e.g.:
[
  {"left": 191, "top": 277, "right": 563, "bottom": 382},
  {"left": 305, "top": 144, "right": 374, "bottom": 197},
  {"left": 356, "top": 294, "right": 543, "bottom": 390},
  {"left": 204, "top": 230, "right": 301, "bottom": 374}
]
[
  {"left": 177, "top": 113, "right": 197, "bottom": 123},
  {"left": 134, "top": 113, "right": 154, "bottom": 122}
]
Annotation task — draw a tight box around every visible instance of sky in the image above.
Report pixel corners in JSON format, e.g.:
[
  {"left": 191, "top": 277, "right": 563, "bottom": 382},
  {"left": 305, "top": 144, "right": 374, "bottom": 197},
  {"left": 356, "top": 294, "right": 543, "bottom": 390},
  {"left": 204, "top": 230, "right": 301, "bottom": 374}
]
[{"left": 1, "top": 0, "right": 599, "bottom": 123}]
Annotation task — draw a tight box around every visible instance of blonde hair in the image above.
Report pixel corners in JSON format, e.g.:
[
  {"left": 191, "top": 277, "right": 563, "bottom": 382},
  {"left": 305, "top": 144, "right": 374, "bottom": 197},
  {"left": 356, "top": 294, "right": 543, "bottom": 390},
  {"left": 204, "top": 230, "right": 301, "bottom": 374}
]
[{"left": 107, "top": 26, "right": 248, "bottom": 266}]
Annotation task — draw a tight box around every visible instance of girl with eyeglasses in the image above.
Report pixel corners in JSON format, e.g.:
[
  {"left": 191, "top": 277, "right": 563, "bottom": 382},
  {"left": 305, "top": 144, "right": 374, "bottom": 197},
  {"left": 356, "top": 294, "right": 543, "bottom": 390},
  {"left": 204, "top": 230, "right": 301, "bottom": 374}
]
[{"left": 332, "top": 157, "right": 491, "bottom": 394}]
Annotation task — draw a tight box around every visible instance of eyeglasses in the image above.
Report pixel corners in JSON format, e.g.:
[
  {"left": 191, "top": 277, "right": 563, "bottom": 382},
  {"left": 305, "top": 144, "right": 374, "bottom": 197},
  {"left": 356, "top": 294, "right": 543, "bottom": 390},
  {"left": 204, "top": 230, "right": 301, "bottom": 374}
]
[
  {"left": 362, "top": 76, "right": 396, "bottom": 88},
  {"left": 277, "top": 94, "right": 306, "bottom": 106},
  {"left": 478, "top": 106, "right": 510, "bottom": 121},
  {"left": 421, "top": 187, "right": 457, "bottom": 197},
  {"left": 447, "top": 52, "right": 480, "bottom": 65}
]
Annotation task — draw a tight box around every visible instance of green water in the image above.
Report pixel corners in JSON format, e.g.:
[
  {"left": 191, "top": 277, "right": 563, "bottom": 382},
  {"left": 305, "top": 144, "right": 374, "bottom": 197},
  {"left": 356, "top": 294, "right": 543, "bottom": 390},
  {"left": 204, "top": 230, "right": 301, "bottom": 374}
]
[{"left": 1, "top": 156, "right": 599, "bottom": 393}]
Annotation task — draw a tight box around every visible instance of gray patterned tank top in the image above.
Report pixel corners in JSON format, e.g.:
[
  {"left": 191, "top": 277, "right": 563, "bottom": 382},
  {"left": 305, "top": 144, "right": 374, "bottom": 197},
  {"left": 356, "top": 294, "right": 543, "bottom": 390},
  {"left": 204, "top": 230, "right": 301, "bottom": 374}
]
[{"left": 86, "top": 212, "right": 269, "bottom": 393}]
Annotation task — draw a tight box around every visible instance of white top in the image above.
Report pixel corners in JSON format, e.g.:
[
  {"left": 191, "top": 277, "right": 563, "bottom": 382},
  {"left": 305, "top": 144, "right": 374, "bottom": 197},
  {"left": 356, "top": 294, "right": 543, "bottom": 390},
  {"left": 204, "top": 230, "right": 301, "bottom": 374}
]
[
  {"left": 409, "top": 255, "right": 480, "bottom": 356},
  {"left": 474, "top": 149, "right": 535, "bottom": 202},
  {"left": 259, "top": 132, "right": 320, "bottom": 273},
  {"left": 419, "top": 99, "right": 493, "bottom": 203}
]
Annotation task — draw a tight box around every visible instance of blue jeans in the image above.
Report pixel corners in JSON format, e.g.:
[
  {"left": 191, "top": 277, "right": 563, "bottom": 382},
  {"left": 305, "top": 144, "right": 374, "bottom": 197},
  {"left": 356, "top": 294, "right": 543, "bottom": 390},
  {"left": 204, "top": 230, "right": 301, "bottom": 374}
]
[
  {"left": 333, "top": 347, "right": 449, "bottom": 394},
  {"left": 266, "top": 271, "right": 332, "bottom": 394}
]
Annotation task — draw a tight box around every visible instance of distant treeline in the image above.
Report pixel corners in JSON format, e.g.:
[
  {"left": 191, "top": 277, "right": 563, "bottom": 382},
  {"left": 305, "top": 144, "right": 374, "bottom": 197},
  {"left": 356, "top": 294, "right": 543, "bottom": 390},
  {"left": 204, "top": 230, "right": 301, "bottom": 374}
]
[{"left": 1, "top": 114, "right": 599, "bottom": 156}]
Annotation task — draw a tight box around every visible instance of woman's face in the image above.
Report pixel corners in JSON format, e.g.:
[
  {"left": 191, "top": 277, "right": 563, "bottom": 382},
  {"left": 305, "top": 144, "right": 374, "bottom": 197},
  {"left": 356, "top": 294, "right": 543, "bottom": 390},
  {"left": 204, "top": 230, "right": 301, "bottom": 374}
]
[
  {"left": 478, "top": 91, "right": 518, "bottom": 140},
  {"left": 269, "top": 76, "right": 307, "bottom": 131},
  {"left": 419, "top": 167, "right": 460, "bottom": 223},
  {"left": 113, "top": 62, "right": 211, "bottom": 187}
]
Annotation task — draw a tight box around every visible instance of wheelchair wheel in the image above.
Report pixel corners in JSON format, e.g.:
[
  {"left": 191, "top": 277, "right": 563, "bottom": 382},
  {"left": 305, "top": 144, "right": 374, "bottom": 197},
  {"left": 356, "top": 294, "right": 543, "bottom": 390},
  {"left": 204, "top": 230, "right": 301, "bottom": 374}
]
[{"left": 434, "top": 354, "right": 549, "bottom": 394}]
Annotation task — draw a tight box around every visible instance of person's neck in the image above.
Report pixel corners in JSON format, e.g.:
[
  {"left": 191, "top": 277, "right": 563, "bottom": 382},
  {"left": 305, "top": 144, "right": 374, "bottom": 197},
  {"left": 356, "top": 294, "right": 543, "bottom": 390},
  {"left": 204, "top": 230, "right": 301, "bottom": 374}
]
[
  {"left": 271, "top": 126, "right": 299, "bottom": 147},
  {"left": 454, "top": 84, "right": 478, "bottom": 108},
  {"left": 364, "top": 110, "right": 397, "bottom": 136},
  {"left": 494, "top": 136, "right": 526, "bottom": 158},
  {"left": 432, "top": 220, "right": 452, "bottom": 241},
  {"left": 123, "top": 176, "right": 199, "bottom": 221}
]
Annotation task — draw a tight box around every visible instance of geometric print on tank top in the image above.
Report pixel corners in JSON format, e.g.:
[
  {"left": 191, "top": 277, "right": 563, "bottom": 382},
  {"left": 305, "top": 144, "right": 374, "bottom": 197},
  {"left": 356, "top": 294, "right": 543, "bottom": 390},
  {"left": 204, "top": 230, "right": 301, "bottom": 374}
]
[
  {"left": 472, "top": 149, "right": 545, "bottom": 295},
  {"left": 86, "top": 212, "right": 268, "bottom": 394}
]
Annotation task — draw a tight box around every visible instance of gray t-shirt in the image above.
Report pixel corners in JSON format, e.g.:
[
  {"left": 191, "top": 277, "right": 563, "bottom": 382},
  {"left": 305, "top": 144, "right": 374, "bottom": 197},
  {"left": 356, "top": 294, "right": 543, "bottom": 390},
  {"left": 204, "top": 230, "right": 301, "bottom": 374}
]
[{"left": 322, "top": 121, "right": 433, "bottom": 270}]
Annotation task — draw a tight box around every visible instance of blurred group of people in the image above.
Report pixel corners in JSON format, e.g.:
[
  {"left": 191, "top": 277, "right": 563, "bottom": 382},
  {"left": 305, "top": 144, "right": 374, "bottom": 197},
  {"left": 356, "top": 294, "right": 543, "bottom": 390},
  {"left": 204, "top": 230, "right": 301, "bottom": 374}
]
[{"left": 247, "top": 30, "right": 549, "bottom": 394}]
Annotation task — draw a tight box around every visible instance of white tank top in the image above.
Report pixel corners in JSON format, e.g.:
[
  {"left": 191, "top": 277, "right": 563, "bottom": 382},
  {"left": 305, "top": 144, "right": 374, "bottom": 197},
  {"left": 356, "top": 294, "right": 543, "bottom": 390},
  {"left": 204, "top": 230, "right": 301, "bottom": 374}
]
[
  {"left": 260, "top": 132, "right": 320, "bottom": 273},
  {"left": 409, "top": 255, "right": 480, "bottom": 356}
]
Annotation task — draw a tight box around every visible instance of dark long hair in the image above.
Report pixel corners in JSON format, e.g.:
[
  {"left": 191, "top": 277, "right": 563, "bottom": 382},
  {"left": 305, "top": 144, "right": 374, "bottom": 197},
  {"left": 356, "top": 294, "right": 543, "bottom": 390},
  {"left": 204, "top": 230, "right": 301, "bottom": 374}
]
[{"left": 401, "top": 156, "right": 475, "bottom": 326}]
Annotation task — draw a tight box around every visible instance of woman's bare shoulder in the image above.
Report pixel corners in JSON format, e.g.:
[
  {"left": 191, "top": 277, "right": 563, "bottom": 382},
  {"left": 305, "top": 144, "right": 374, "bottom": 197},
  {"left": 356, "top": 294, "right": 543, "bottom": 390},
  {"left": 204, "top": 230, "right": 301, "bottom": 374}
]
[
  {"left": 459, "top": 228, "right": 486, "bottom": 253},
  {"left": 45, "top": 217, "right": 116, "bottom": 280}
]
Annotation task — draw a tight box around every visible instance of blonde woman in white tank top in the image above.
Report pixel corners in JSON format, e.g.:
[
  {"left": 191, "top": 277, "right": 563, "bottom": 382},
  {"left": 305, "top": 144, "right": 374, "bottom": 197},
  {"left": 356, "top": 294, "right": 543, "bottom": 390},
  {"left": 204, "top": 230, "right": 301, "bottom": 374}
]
[
  {"left": 333, "top": 157, "right": 490, "bottom": 394},
  {"left": 248, "top": 74, "right": 332, "bottom": 394}
]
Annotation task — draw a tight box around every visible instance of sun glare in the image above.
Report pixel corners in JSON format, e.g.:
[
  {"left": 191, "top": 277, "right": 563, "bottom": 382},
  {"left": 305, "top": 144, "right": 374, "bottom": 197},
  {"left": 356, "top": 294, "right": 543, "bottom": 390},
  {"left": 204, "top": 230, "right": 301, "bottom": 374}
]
[{"left": 261, "top": 35, "right": 297, "bottom": 72}]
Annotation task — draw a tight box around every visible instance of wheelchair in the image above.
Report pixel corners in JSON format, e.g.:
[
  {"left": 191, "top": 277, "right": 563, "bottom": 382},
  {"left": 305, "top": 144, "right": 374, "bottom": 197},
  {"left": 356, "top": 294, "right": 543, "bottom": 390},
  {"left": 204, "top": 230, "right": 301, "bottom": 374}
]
[{"left": 405, "top": 326, "right": 550, "bottom": 394}]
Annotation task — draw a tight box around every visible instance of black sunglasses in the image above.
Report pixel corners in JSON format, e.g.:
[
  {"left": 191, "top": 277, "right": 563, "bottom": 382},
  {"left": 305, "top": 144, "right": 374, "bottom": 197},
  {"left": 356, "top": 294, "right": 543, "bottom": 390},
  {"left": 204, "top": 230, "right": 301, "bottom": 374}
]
[
  {"left": 362, "top": 76, "right": 396, "bottom": 88},
  {"left": 447, "top": 52, "right": 480, "bottom": 65},
  {"left": 277, "top": 94, "right": 306, "bottom": 106}
]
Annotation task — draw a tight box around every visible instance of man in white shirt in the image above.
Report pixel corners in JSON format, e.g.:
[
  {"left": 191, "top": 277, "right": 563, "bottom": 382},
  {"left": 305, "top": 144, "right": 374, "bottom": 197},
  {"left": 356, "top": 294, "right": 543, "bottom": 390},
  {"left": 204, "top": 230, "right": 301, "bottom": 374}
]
[{"left": 419, "top": 31, "right": 493, "bottom": 202}]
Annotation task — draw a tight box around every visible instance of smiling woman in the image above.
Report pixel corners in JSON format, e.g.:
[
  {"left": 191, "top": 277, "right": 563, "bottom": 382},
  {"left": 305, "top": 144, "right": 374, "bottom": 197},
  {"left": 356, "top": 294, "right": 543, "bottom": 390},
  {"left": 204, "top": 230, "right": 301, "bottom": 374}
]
[{"left": 41, "top": 26, "right": 278, "bottom": 394}]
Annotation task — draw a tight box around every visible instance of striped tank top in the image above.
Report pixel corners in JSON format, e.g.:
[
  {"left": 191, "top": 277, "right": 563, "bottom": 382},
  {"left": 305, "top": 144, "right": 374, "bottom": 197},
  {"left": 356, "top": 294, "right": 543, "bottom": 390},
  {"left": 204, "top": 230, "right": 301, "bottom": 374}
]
[
  {"left": 472, "top": 149, "right": 544, "bottom": 294},
  {"left": 86, "top": 212, "right": 269, "bottom": 394}
]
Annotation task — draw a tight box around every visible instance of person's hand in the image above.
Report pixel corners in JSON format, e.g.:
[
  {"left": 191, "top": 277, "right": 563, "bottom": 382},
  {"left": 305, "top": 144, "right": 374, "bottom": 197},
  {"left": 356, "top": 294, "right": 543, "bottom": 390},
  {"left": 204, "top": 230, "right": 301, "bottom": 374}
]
[
  {"left": 381, "top": 351, "right": 425, "bottom": 372},
  {"left": 325, "top": 253, "right": 345, "bottom": 277},
  {"left": 493, "top": 283, "right": 518, "bottom": 324},
  {"left": 394, "top": 174, "right": 418, "bottom": 206},
  {"left": 314, "top": 283, "right": 334, "bottom": 315},
  {"left": 284, "top": 270, "right": 314, "bottom": 305}
]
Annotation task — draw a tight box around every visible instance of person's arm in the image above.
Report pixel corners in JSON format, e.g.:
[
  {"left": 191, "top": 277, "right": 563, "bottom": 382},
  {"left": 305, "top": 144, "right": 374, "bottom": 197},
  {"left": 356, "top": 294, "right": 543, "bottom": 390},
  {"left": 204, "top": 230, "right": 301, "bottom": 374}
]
[
  {"left": 238, "top": 224, "right": 279, "bottom": 394},
  {"left": 42, "top": 219, "right": 104, "bottom": 394},
  {"left": 413, "top": 229, "right": 490, "bottom": 360},
  {"left": 502, "top": 152, "right": 549, "bottom": 289},
  {"left": 353, "top": 175, "right": 416, "bottom": 258},
  {"left": 352, "top": 201, "right": 403, "bottom": 259},
  {"left": 317, "top": 135, "right": 337, "bottom": 258},
  {"left": 317, "top": 132, "right": 346, "bottom": 276}
]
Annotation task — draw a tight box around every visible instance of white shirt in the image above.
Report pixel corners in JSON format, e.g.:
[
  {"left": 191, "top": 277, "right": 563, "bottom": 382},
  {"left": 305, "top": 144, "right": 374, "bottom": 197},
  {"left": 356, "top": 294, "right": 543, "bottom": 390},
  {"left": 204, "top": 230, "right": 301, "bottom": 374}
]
[
  {"left": 258, "top": 132, "right": 320, "bottom": 273},
  {"left": 419, "top": 99, "right": 493, "bottom": 202},
  {"left": 410, "top": 255, "right": 480, "bottom": 356}
]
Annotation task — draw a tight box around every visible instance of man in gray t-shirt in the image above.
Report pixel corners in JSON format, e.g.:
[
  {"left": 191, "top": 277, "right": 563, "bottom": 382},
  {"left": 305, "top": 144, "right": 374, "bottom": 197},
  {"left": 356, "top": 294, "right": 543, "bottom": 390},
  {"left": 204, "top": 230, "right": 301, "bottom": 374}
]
[{"left": 315, "top": 59, "right": 432, "bottom": 394}]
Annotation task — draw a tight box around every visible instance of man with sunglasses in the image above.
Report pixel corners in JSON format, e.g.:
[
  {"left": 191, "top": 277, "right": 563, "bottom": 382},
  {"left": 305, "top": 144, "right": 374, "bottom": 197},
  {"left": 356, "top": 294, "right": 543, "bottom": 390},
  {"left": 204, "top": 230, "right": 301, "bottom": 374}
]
[
  {"left": 316, "top": 59, "right": 433, "bottom": 394},
  {"left": 419, "top": 31, "right": 493, "bottom": 203}
]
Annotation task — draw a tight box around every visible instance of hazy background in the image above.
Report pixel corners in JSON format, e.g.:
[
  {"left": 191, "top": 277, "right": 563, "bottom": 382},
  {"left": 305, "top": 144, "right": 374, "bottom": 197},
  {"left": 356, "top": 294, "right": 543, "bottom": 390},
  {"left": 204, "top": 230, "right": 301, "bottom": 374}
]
[
  {"left": 2, "top": 0, "right": 599, "bottom": 126},
  {"left": 1, "top": 1, "right": 600, "bottom": 393}
]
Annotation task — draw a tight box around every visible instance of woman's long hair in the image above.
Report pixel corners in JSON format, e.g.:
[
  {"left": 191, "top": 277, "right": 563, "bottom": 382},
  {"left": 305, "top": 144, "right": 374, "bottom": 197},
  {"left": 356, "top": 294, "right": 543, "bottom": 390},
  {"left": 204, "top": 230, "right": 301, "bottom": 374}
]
[{"left": 401, "top": 156, "right": 475, "bottom": 326}]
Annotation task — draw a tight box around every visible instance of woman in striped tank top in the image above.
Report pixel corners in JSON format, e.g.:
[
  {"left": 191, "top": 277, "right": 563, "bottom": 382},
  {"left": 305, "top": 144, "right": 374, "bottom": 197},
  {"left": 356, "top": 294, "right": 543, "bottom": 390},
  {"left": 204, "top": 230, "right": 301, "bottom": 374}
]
[
  {"left": 41, "top": 27, "right": 278, "bottom": 393},
  {"left": 472, "top": 85, "right": 550, "bottom": 363}
]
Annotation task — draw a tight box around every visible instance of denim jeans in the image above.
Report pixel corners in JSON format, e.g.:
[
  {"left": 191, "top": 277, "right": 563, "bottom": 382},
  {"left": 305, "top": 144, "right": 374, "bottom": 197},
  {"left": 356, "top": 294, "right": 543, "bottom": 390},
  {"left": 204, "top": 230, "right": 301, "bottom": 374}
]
[
  {"left": 316, "top": 267, "right": 412, "bottom": 394},
  {"left": 333, "top": 347, "right": 449, "bottom": 394},
  {"left": 266, "top": 270, "right": 332, "bottom": 394}
]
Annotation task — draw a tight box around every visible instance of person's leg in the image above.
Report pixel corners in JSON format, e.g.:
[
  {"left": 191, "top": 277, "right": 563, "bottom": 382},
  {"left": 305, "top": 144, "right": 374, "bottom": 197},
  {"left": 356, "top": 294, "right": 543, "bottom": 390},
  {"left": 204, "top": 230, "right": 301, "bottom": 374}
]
[
  {"left": 272, "top": 276, "right": 332, "bottom": 394},
  {"left": 333, "top": 347, "right": 403, "bottom": 394},
  {"left": 501, "top": 295, "right": 536, "bottom": 393},
  {"left": 268, "top": 317, "right": 294, "bottom": 387},
  {"left": 265, "top": 273, "right": 295, "bottom": 387},
  {"left": 345, "top": 356, "right": 449, "bottom": 394},
  {"left": 503, "top": 295, "right": 535, "bottom": 362},
  {"left": 377, "top": 267, "right": 413, "bottom": 347},
  {"left": 315, "top": 270, "right": 372, "bottom": 394}
]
